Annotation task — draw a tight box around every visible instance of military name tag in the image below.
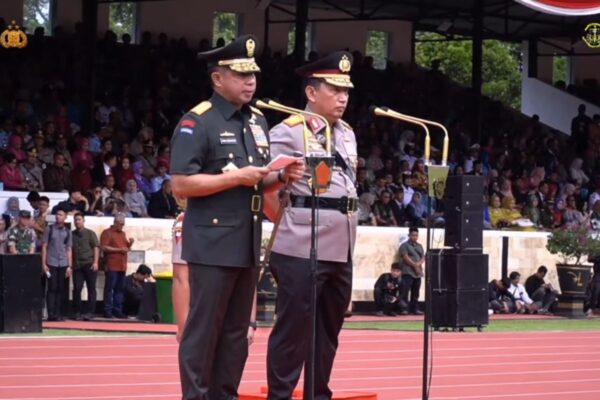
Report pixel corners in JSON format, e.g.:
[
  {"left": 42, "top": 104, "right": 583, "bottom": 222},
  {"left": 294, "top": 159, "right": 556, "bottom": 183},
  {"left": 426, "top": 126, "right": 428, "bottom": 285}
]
[
  {"left": 250, "top": 124, "right": 268, "bottom": 148},
  {"left": 220, "top": 138, "right": 237, "bottom": 145}
]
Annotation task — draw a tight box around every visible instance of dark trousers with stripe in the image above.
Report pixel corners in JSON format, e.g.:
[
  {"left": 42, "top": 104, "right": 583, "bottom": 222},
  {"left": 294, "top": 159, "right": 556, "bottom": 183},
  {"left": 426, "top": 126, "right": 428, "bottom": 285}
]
[
  {"left": 267, "top": 252, "right": 352, "bottom": 400},
  {"left": 178, "top": 264, "right": 258, "bottom": 400}
]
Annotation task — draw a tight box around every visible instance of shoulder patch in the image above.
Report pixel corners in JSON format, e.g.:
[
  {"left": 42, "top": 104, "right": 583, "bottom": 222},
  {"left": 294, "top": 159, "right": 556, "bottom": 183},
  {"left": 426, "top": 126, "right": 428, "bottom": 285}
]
[
  {"left": 249, "top": 106, "right": 264, "bottom": 116},
  {"left": 190, "top": 101, "right": 212, "bottom": 116},
  {"left": 283, "top": 114, "right": 304, "bottom": 127}
]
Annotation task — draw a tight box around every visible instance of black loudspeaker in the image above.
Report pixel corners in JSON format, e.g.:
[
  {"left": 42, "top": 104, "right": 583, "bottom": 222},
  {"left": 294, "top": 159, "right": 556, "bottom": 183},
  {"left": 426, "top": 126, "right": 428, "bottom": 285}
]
[
  {"left": 444, "top": 175, "right": 484, "bottom": 251},
  {"left": 431, "top": 289, "right": 489, "bottom": 328},
  {"left": 430, "top": 252, "right": 489, "bottom": 290},
  {"left": 0, "top": 254, "right": 43, "bottom": 333}
]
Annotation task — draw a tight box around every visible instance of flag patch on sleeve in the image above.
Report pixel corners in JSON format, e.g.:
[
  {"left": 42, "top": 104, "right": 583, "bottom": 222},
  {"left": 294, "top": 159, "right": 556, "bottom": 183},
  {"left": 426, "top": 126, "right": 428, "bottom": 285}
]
[
  {"left": 181, "top": 119, "right": 196, "bottom": 128},
  {"left": 179, "top": 127, "right": 194, "bottom": 135}
]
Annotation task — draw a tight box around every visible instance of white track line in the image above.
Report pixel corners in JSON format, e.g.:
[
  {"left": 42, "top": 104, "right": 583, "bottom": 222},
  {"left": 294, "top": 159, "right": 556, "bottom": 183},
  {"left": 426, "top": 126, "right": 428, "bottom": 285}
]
[{"left": 403, "top": 389, "right": 600, "bottom": 400}]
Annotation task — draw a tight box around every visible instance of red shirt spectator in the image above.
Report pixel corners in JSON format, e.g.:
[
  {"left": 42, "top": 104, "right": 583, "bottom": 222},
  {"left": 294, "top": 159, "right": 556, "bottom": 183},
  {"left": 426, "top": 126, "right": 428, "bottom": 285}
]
[
  {"left": 71, "top": 138, "right": 94, "bottom": 192},
  {"left": 0, "top": 154, "right": 26, "bottom": 190},
  {"left": 115, "top": 155, "right": 135, "bottom": 193},
  {"left": 7, "top": 135, "right": 26, "bottom": 162}
]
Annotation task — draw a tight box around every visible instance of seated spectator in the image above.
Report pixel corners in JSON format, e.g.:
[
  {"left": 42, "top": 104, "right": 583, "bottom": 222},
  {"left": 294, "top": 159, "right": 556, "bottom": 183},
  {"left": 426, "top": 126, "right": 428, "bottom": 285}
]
[
  {"left": 43, "top": 152, "right": 71, "bottom": 192},
  {"left": 123, "top": 264, "right": 155, "bottom": 316},
  {"left": 491, "top": 196, "right": 523, "bottom": 228},
  {"left": 507, "top": 271, "right": 539, "bottom": 314},
  {"left": 115, "top": 155, "right": 135, "bottom": 193},
  {"left": 151, "top": 160, "right": 172, "bottom": 193},
  {"left": 391, "top": 187, "right": 407, "bottom": 226},
  {"left": 525, "top": 266, "right": 558, "bottom": 314},
  {"left": 101, "top": 175, "right": 117, "bottom": 202},
  {"left": 157, "top": 144, "right": 171, "bottom": 169},
  {"left": 522, "top": 194, "right": 542, "bottom": 228},
  {"left": 52, "top": 190, "right": 89, "bottom": 215},
  {"left": 20, "top": 147, "right": 45, "bottom": 191},
  {"left": 357, "top": 192, "right": 376, "bottom": 226},
  {"left": 563, "top": 195, "right": 586, "bottom": 227},
  {"left": 373, "top": 262, "right": 407, "bottom": 316},
  {"left": 406, "top": 192, "right": 427, "bottom": 227},
  {"left": 488, "top": 278, "right": 511, "bottom": 314},
  {"left": 0, "top": 153, "right": 26, "bottom": 190},
  {"left": 40, "top": 133, "right": 73, "bottom": 171},
  {"left": 411, "top": 159, "right": 428, "bottom": 193},
  {"left": 551, "top": 197, "right": 566, "bottom": 228},
  {"left": 71, "top": 137, "right": 95, "bottom": 193},
  {"left": 373, "top": 190, "right": 397, "bottom": 226},
  {"left": 356, "top": 167, "right": 372, "bottom": 196},
  {"left": 6, "top": 134, "right": 26, "bottom": 162},
  {"left": 92, "top": 152, "right": 117, "bottom": 186},
  {"left": 140, "top": 140, "right": 158, "bottom": 179},
  {"left": 148, "top": 179, "right": 179, "bottom": 219},
  {"left": 132, "top": 160, "right": 153, "bottom": 197},
  {"left": 85, "top": 185, "right": 105, "bottom": 216},
  {"left": 124, "top": 179, "right": 148, "bottom": 218},
  {"left": 569, "top": 158, "right": 589, "bottom": 186}
]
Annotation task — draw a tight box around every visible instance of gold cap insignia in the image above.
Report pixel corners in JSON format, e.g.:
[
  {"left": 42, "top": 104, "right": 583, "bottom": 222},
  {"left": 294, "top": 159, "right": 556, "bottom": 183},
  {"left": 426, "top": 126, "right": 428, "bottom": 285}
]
[
  {"left": 246, "top": 38, "right": 256, "bottom": 57},
  {"left": 339, "top": 55, "right": 351, "bottom": 73},
  {"left": 583, "top": 22, "right": 600, "bottom": 49},
  {"left": 1, "top": 20, "right": 28, "bottom": 49}
]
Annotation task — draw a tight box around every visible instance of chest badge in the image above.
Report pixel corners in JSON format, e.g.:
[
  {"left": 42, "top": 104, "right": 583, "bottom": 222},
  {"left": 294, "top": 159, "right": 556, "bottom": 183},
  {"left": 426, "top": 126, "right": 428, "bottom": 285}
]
[{"left": 250, "top": 124, "right": 268, "bottom": 148}]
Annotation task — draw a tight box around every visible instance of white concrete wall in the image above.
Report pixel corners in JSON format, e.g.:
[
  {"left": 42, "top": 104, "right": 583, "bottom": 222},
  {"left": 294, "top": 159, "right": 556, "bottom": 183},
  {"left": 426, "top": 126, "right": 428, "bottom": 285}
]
[{"left": 522, "top": 76, "right": 600, "bottom": 134}]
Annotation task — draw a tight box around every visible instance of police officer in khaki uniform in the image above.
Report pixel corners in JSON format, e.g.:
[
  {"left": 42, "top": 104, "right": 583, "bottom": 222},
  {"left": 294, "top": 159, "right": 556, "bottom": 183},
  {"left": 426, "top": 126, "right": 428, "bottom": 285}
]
[
  {"left": 170, "top": 35, "right": 304, "bottom": 400},
  {"left": 266, "top": 51, "right": 359, "bottom": 400}
]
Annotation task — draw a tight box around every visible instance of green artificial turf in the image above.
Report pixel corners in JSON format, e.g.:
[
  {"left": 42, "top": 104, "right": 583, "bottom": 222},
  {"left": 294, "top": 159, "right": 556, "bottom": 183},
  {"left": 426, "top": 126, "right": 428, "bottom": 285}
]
[
  {"left": 343, "top": 318, "right": 600, "bottom": 332},
  {"left": 0, "top": 329, "right": 161, "bottom": 337}
]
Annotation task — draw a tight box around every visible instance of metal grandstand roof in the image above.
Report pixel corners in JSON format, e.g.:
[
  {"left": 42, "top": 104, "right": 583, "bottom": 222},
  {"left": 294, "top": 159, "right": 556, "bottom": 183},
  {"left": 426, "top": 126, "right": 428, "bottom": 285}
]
[{"left": 269, "top": 0, "right": 599, "bottom": 41}]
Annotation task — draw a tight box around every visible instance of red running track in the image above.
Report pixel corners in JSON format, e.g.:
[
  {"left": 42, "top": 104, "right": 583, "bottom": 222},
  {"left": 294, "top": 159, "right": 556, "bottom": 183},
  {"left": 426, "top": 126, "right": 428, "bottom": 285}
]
[{"left": 1, "top": 329, "right": 600, "bottom": 400}]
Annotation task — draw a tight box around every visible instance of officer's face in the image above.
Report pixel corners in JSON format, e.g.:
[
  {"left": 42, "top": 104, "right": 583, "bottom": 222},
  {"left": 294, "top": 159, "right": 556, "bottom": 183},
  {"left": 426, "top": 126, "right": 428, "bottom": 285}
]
[
  {"left": 307, "top": 82, "right": 349, "bottom": 122},
  {"left": 391, "top": 269, "right": 401, "bottom": 279},
  {"left": 212, "top": 68, "right": 257, "bottom": 107}
]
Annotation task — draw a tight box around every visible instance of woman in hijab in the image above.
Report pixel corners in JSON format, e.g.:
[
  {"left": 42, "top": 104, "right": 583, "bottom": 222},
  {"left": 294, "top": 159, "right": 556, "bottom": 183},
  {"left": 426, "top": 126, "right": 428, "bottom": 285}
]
[
  {"left": 132, "top": 160, "right": 153, "bottom": 197},
  {"left": 115, "top": 155, "right": 135, "bottom": 193},
  {"left": 563, "top": 195, "right": 586, "bottom": 228},
  {"left": 3, "top": 197, "right": 20, "bottom": 226},
  {"left": 124, "top": 179, "right": 148, "bottom": 218},
  {"left": 522, "top": 194, "right": 542, "bottom": 228}
]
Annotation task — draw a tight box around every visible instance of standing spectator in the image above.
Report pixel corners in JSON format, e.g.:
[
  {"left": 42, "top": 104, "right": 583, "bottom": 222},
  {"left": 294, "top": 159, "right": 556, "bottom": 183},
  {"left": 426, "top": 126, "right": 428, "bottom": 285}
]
[
  {"left": 525, "top": 266, "right": 557, "bottom": 314},
  {"left": 43, "top": 152, "right": 71, "bottom": 192},
  {"left": 0, "top": 153, "right": 26, "bottom": 190},
  {"left": 71, "top": 213, "right": 100, "bottom": 320},
  {"left": 33, "top": 196, "right": 50, "bottom": 252},
  {"left": 6, "top": 210, "right": 36, "bottom": 254},
  {"left": 124, "top": 179, "right": 148, "bottom": 217},
  {"left": 571, "top": 104, "right": 591, "bottom": 152},
  {"left": 20, "top": 147, "right": 45, "bottom": 191},
  {"left": 148, "top": 179, "right": 179, "bottom": 218},
  {"left": 42, "top": 208, "right": 73, "bottom": 321},
  {"left": 373, "top": 190, "right": 397, "bottom": 226},
  {"left": 123, "top": 264, "right": 155, "bottom": 316},
  {"left": 373, "top": 263, "right": 407, "bottom": 316},
  {"left": 100, "top": 213, "right": 135, "bottom": 319},
  {"left": 397, "top": 227, "right": 425, "bottom": 315},
  {"left": 129, "top": 127, "right": 152, "bottom": 158}
]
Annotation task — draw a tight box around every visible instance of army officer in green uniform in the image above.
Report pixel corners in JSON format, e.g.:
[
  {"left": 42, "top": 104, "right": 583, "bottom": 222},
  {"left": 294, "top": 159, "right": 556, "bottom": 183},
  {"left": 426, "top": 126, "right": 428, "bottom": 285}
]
[{"left": 170, "top": 35, "right": 303, "bottom": 400}]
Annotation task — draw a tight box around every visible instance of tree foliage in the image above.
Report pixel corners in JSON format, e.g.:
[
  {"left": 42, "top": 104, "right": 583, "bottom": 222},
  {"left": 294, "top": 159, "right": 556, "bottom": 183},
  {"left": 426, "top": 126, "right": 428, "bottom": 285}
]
[
  {"left": 288, "top": 24, "right": 312, "bottom": 57},
  {"left": 213, "top": 13, "right": 237, "bottom": 47},
  {"left": 553, "top": 56, "right": 567, "bottom": 84},
  {"left": 415, "top": 31, "right": 522, "bottom": 109},
  {"left": 109, "top": 3, "right": 136, "bottom": 41},
  {"left": 366, "top": 31, "right": 389, "bottom": 70},
  {"left": 22, "top": 0, "right": 51, "bottom": 34}
]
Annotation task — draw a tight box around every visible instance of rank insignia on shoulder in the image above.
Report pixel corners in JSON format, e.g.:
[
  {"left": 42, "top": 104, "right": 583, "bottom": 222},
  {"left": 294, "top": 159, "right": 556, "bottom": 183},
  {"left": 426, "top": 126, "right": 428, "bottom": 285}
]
[
  {"left": 283, "top": 114, "right": 304, "bottom": 127},
  {"left": 249, "top": 105, "right": 264, "bottom": 116},
  {"left": 190, "top": 101, "right": 212, "bottom": 116}
]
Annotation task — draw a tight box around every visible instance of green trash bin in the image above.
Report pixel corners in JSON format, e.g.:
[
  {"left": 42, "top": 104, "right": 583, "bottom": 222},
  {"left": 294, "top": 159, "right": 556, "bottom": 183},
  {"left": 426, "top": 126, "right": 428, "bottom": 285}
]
[{"left": 154, "top": 271, "right": 175, "bottom": 323}]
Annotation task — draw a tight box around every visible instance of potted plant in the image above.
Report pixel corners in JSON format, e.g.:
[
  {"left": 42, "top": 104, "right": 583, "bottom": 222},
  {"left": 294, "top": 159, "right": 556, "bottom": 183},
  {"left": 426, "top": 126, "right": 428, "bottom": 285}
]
[{"left": 546, "top": 224, "right": 600, "bottom": 317}]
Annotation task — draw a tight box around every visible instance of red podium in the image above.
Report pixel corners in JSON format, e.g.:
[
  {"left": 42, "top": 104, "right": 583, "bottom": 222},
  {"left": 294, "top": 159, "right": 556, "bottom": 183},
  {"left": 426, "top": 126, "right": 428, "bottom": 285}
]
[{"left": 239, "top": 386, "right": 377, "bottom": 400}]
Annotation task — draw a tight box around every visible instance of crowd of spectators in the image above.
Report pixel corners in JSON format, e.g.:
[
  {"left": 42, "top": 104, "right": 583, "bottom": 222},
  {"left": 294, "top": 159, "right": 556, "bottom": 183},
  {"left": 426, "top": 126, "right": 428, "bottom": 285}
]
[{"left": 1, "top": 22, "right": 599, "bottom": 235}]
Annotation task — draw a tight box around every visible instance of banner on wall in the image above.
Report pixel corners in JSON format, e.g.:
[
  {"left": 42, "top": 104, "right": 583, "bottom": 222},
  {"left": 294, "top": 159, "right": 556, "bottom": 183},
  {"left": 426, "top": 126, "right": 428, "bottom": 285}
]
[{"left": 515, "top": 0, "right": 600, "bottom": 16}]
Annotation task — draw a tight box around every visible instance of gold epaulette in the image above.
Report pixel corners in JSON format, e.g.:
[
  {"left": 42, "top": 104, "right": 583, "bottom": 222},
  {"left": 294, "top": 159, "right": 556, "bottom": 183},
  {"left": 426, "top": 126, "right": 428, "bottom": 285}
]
[
  {"left": 283, "top": 114, "right": 304, "bottom": 127},
  {"left": 340, "top": 119, "right": 352, "bottom": 130},
  {"left": 249, "top": 105, "right": 264, "bottom": 116},
  {"left": 190, "top": 101, "right": 212, "bottom": 116}
]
